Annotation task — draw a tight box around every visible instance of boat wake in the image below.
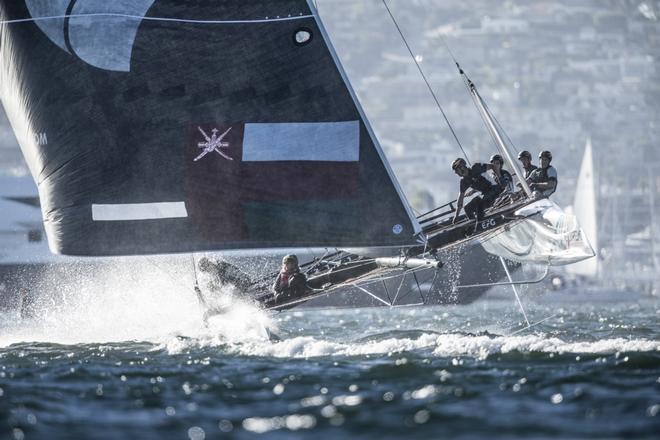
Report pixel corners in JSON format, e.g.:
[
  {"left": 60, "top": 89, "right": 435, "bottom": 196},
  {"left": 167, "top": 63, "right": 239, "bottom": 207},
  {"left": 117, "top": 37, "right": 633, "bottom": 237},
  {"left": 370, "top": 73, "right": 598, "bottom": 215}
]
[
  {"left": 0, "top": 264, "right": 656, "bottom": 362},
  {"left": 161, "top": 327, "right": 660, "bottom": 360}
]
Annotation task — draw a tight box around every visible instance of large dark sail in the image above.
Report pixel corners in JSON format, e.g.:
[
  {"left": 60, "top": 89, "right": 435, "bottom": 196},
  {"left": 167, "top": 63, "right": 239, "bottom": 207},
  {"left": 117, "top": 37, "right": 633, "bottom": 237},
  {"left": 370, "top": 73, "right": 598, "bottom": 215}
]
[{"left": 0, "top": 0, "right": 420, "bottom": 256}]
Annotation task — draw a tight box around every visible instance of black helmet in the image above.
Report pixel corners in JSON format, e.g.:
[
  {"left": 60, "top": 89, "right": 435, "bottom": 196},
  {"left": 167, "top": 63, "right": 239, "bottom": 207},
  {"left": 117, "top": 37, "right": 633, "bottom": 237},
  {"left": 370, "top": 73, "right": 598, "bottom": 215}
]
[
  {"left": 282, "top": 254, "right": 298, "bottom": 265},
  {"left": 198, "top": 257, "right": 213, "bottom": 272},
  {"left": 451, "top": 157, "right": 466, "bottom": 170},
  {"left": 490, "top": 154, "right": 504, "bottom": 165},
  {"left": 539, "top": 150, "right": 552, "bottom": 161},
  {"left": 518, "top": 150, "right": 532, "bottom": 160}
]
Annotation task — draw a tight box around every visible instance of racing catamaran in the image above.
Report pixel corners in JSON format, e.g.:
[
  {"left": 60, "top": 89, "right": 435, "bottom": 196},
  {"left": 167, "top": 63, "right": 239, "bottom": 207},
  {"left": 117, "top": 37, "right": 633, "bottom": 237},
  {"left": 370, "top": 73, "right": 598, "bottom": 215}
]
[{"left": 0, "top": 0, "right": 594, "bottom": 314}]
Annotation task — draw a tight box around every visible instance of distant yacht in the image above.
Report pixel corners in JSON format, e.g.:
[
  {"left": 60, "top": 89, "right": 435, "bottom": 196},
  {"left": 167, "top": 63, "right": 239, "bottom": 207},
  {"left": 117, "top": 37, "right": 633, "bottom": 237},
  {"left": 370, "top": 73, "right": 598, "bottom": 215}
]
[{"left": 566, "top": 137, "right": 599, "bottom": 279}]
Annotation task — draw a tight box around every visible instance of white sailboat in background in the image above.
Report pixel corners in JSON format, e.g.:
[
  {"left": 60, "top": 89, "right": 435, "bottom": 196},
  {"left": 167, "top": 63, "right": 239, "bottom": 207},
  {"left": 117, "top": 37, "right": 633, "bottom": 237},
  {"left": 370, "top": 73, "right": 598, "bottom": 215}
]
[{"left": 566, "top": 137, "right": 599, "bottom": 278}]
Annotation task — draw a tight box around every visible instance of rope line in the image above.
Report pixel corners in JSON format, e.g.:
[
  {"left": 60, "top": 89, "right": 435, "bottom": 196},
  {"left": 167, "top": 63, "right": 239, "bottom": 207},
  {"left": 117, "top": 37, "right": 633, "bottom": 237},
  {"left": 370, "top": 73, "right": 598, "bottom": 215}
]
[
  {"left": 481, "top": 95, "right": 521, "bottom": 156},
  {"left": 190, "top": 254, "right": 199, "bottom": 287},
  {"left": 381, "top": 0, "right": 470, "bottom": 164},
  {"left": 465, "top": 80, "right": 507, "bottom": 159},
  {"left": 436, "top": 28, "right": 523, "bottom": 164},
  {"left": 509, "top": 313, "right": 559, "bottom": 336},
  {"left": 143, "top": 256, "right": 198, "bottom": 297}
]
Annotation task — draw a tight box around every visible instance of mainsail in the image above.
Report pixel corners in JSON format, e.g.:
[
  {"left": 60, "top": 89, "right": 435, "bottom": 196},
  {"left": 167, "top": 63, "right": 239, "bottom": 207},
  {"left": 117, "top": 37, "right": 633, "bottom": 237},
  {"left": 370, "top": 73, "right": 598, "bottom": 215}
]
[{"left": 0, "top": 0, "right": 420, "bottom": 256}]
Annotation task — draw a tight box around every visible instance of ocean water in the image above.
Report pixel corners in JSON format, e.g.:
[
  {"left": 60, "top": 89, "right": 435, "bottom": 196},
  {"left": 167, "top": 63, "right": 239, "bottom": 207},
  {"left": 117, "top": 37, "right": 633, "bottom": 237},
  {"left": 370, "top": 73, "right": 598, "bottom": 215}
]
[{"left": 0, "top": 284, "right": 658, "bottom": 439}]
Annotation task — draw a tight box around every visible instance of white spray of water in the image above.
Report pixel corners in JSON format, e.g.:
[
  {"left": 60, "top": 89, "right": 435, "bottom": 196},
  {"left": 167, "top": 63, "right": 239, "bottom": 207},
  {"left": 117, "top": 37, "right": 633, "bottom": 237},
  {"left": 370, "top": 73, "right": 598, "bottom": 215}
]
[
  {"left": 2, "top": 262, "right": 656, "bottom": 360},
  {"left": 0, "top": 261, "right": 275, "bottom": 347},
  {"left": 174, "top": 332, "right": 659, "bottom": 360},
  {"left": 162, "top": 301, "right": 276, "bottom": 353}
]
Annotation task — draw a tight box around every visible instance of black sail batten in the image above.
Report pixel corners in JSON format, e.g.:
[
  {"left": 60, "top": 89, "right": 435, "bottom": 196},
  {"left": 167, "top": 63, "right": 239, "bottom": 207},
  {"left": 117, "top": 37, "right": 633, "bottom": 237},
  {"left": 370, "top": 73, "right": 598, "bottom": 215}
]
[{"left": 0, "top": 0, "right": 419, "bottom": 256}]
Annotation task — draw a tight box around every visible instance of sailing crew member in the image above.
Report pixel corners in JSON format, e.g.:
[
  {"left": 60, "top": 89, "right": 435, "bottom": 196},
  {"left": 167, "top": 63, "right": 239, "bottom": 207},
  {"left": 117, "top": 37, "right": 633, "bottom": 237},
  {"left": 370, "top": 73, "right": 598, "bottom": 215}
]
[
  {"left": 517, "top": 150, "right": 537, "bottom": 179},
  {"left": 527, "top": 150, "right": 557, "bottom": 198},
  {"left": 194, "top": 257, "right": 256, "bottom": 323},
  {"left": 451, "top": 158, "right": 500, "bottom": 223},
  {"left": 490, "top": 154, "right": 514, "bottom": 193},
  {"left": 272, "top": 255, "right": 308, "bottom": 304},
  {"left": 198, "top": 257, "right": 254, "bottom": 292}
]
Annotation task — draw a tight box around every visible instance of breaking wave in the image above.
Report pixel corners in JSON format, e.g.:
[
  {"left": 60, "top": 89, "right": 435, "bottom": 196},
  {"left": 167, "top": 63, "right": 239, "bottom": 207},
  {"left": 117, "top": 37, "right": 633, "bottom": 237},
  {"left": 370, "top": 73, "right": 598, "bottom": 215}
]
[
  {"left": 162, "top": 330, "right": 660, "bottom": 360},
  {"left": 1, "top": 262, "right": 657, "bottom": 365}
]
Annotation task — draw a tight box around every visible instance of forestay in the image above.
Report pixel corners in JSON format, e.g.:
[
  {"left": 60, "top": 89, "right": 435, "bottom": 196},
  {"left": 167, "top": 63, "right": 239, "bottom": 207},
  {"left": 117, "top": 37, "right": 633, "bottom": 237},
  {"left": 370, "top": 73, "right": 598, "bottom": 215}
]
[{"left": 0, "top": 0, "right": 420, "bottom": 256}]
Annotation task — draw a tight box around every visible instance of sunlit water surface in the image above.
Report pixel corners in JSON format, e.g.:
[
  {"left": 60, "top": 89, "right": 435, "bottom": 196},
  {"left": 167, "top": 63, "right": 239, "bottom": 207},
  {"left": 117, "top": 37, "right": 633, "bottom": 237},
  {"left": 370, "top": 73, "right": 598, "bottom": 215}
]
[{"left": 0, "top": 284, "right": 658, "bottom": 440}]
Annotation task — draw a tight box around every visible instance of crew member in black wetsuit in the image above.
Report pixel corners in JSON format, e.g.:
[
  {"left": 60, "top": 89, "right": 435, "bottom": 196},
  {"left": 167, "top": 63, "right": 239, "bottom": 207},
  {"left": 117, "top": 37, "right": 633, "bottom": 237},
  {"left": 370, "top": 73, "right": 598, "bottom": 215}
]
[
  {"left": 517, "top": 150, "right": 537, "bottom": 179},
  {"left": 194, "top": 257, "right": 256, "bottom": 323},
  {"left": 490, "top": 154, "right": 514, "bottom": 194},
  {"left": 272, "top": 255, "right": 308, "bottom": 304},
  {"left": 198, "top": 257, "right": 254, "bottom": 292},
  {"left": 451, "top": 158, "right": 500, "bottom": 224}
]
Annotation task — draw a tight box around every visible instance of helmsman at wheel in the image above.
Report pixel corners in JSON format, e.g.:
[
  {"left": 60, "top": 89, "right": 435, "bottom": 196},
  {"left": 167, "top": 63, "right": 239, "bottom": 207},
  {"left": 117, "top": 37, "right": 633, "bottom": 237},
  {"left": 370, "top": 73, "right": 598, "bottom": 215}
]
[{"left": 451, "top": 158, "right": 500, "bottom": 224}]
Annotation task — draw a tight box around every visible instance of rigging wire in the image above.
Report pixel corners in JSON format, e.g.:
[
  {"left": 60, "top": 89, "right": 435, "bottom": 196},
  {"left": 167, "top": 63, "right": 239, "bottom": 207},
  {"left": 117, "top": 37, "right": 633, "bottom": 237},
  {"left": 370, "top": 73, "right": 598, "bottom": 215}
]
[
  {"left": 141, "top": 254, "right": 221, "bottom": 315},
  {"left": 509, "top": 313, "right": 559, "bottom": 336},
  {"left": 499, "top": 256, "right": 530, "bottom": 327},
  {"left": 190, "top": 253, "right": 199, "bottom": 287},
  {"left": 143, "top": 256, "right": 199, "bottom": 297},
  {"left": 436, "top": 28, "right": 523, "bottom": 161},
  {"left": 462, "top": 83, "right": 504, "bottom": 162},
  {"left": 445, "top": 47, "right": 510, "bottom": 163},
  {"left": 463, "top": 76, "right": 508, "bottom": 159},
  {"left": 381, "top": 0, "right": 470, "bottom": 165},
  {"left": 481, "top": 96, "right": 521, "bottom": 156},
  {"left": 466, "top": 80, "right": 517, "bottom": 158}
]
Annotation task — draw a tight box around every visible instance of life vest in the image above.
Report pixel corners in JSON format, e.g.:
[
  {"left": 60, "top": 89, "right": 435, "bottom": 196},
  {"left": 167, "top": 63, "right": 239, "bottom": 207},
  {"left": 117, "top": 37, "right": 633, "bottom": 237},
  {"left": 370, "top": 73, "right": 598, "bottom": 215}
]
[{"left": 530, "top": 165, "right": 557, "bottom": 197}]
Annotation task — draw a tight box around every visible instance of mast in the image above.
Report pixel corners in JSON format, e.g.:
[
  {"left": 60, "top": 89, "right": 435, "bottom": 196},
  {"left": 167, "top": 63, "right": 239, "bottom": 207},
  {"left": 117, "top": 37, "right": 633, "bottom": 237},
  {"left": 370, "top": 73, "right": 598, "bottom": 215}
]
[{"left": 466, "top": 81, "right": 533, "bottom": 197}]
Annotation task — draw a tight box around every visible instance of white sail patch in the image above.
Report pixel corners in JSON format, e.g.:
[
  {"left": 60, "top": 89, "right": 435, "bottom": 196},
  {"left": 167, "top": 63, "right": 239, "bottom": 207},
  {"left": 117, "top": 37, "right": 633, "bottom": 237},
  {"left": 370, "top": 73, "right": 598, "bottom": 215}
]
[
  {"left": 24, "top": 0, "right": 156, "bottom": 72},
  {"left": 69, "top": 0, "right": 157, "bottom": 72},
  {"left": 25, "top": 0, "right": 71, "bottom": 53},
  {"left": 242, "top": 121, "right": 360, "bottom": 162},
  {"left": 92, "top": 202, "right": 187, "bottom": 221}
]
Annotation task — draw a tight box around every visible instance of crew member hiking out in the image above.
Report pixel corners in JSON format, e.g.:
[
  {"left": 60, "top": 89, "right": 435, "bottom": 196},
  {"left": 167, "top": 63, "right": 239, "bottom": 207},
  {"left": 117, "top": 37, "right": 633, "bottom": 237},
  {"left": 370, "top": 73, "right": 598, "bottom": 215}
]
[
  {"left": 517, "top": 150, "right": 537, "bottom": 179},
  {"left": 272, "top": 254, "right": 308, "bottom": 304},
  {"left": 198, "top": 257, "right": 254, "bottom": 292},
  {"left": 490, "top": 154, "right": 514, "bottom": 194},
  {"left": 451, "top": 158, "right": 500, "bottom": 224},
  {"left": 527, "top": 150, "right": 557, "bottom": 199}
]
